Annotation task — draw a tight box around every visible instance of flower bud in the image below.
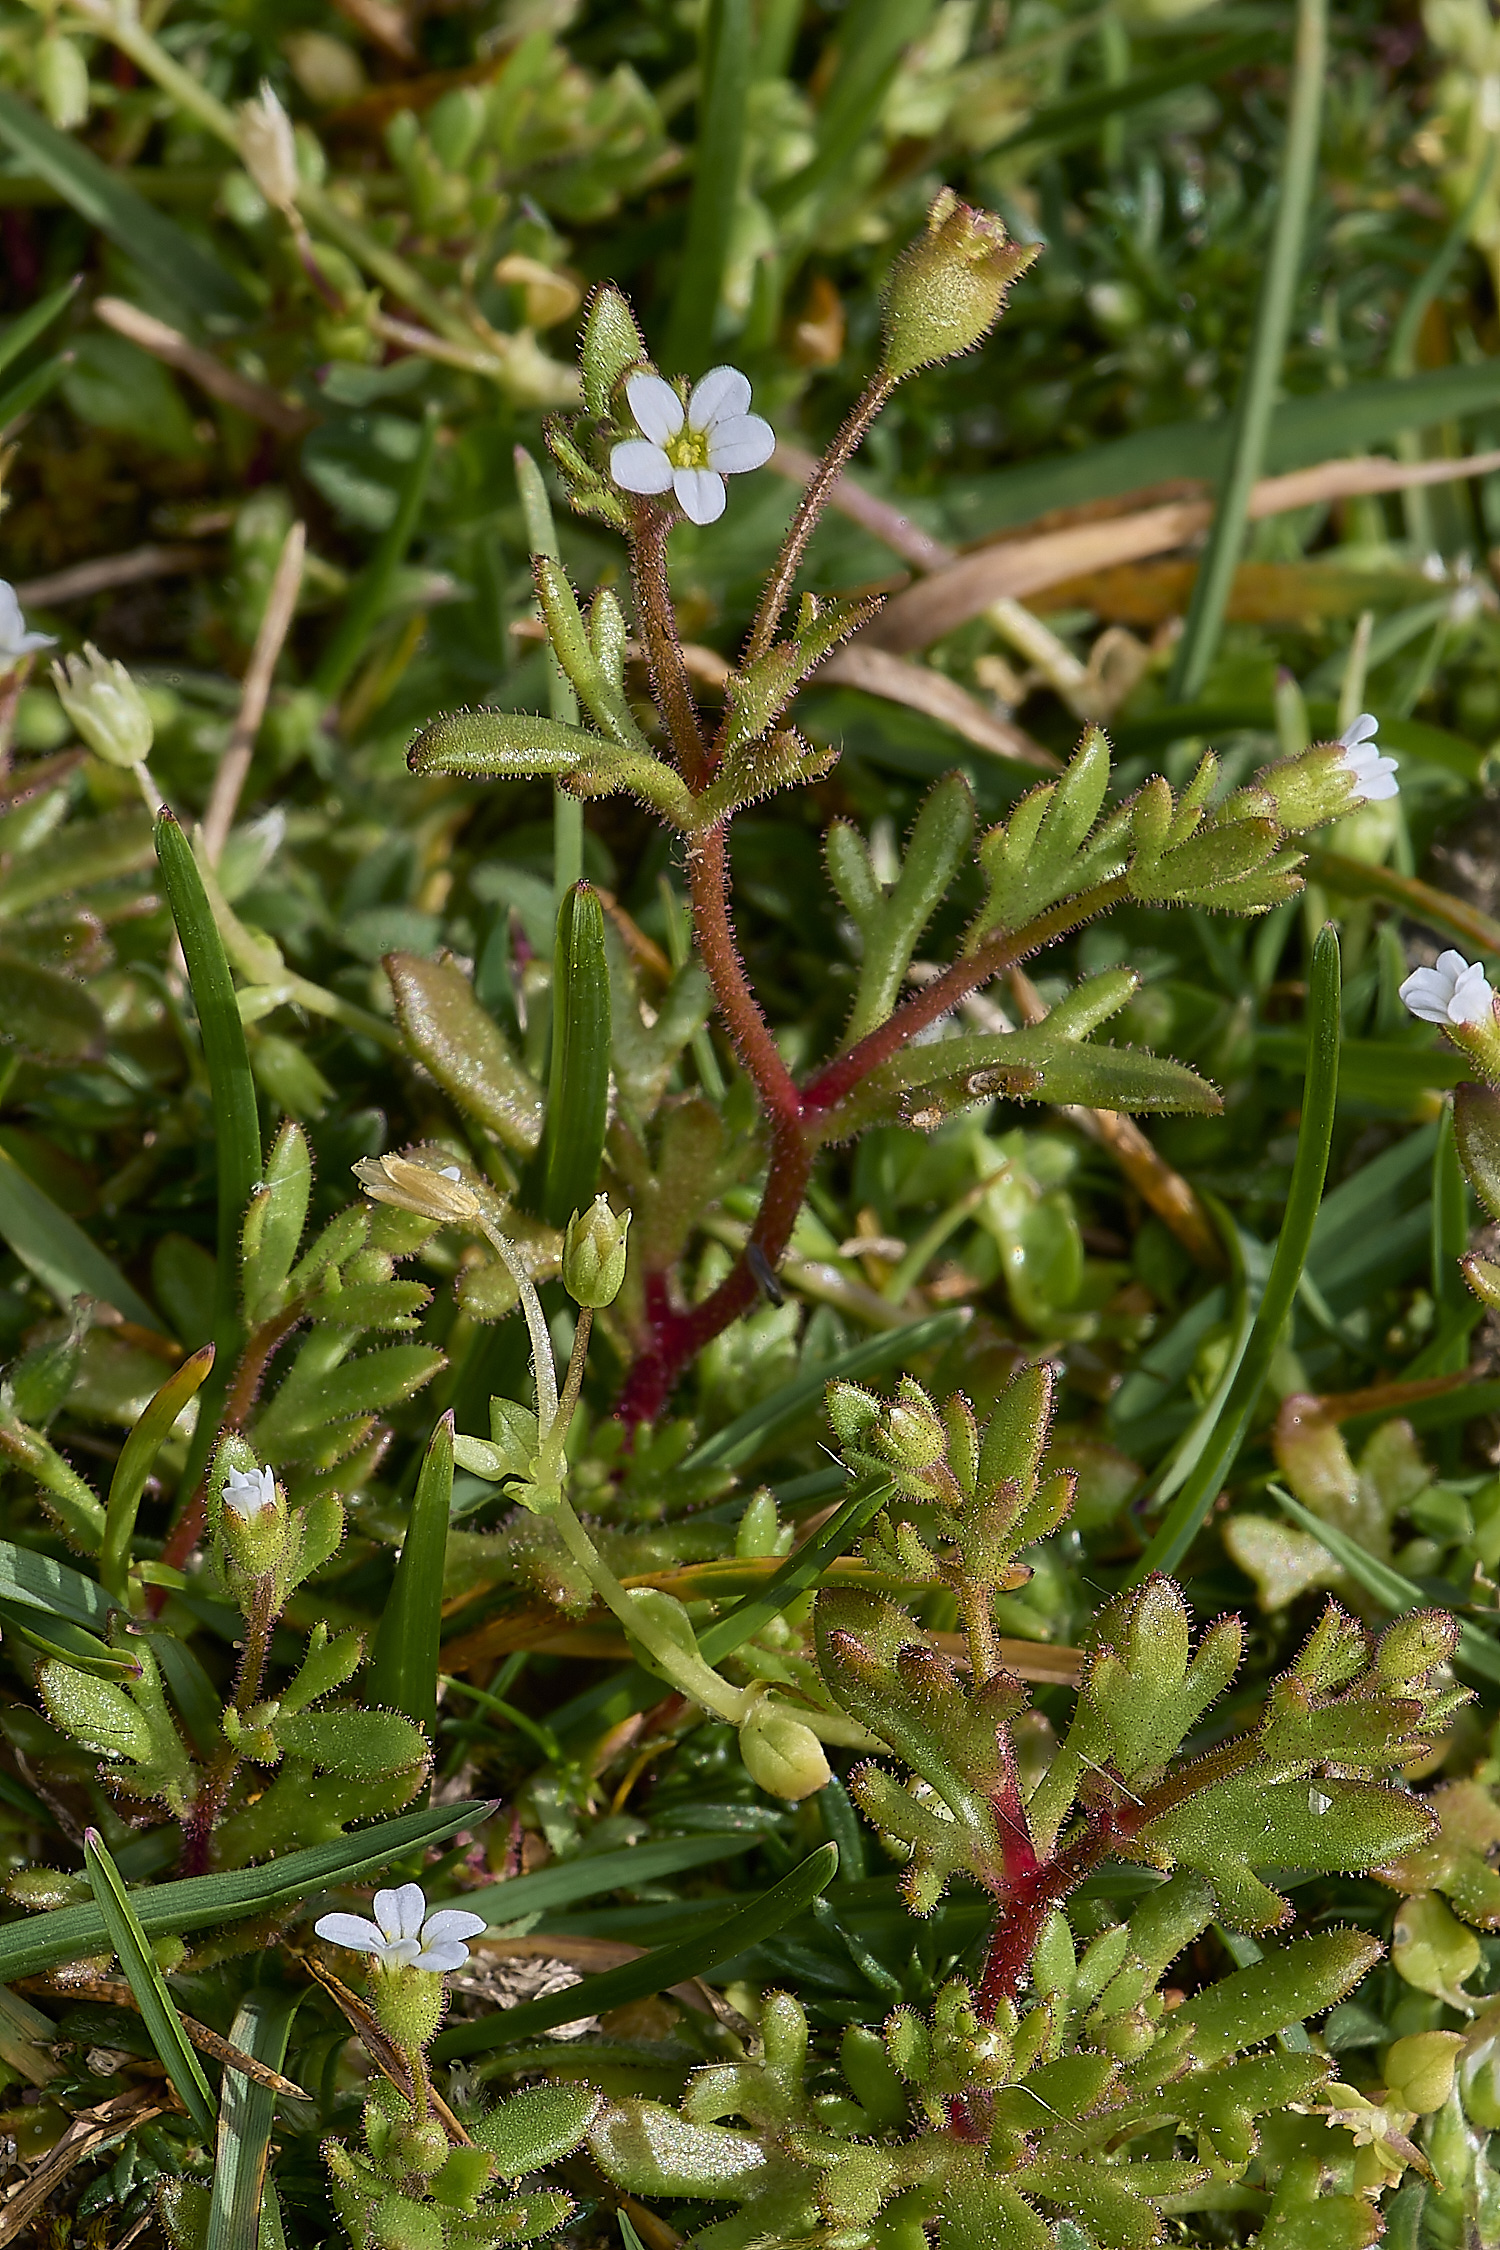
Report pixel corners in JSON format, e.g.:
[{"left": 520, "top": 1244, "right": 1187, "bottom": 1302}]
[
  {"left": 562, "top": 1196, "right": 631, "bottom": 1307},
  {"left": 238, "top": 79, "right": 299, "bottom": 213},
  {"left": 36, "top": 36, "right": 89, "bottom": 131},
  {"left": 880, "top": 189, "right": 1040, "bottom": 382},
  {"left": 213, "top": 1445, "right": 286, "bottom": 1578},
  {"left": 50, "top": 645, "right": 153, "bottom": 768},
  {"left": 738, "top": 1696, "right": 831, "bottom": 1802},
  {"left": 353, "top": 1153, "right": 479, "bottom": 1225},
  {"left": 579, "top": 281, "right": 648, "bottom": 418},
  {"left": 1384, "top": 2029, "right": 1463, "bottom": 2114}
]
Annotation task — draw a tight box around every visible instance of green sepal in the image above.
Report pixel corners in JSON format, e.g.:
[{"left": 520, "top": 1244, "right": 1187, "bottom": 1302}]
[
  {"left": 828, "top": 776, "right": 976, "bottom": 1047},
  {"left": 579, "top": 282, "right": 648, "bottom": 417},
  {"left": 543, "top": 416, "right": 629, "bottom": 530}
]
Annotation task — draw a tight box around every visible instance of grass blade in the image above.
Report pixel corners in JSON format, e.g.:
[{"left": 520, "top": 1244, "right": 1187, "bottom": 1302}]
[
  {"left": 83, "top": 1827, "right": 217, "bottom": 2140},
  {"left": 207, "top": 1988, "right": 301, "bottom": 2250},
  {"left": 988, "top": 29, "right": 1277, "bottom": 159},
  {"left": 0, "top": 1144, "right": 159, "bottom": 1329},
  {"left": 101, "top": 1345, "right": 215, "bottom": 1600},
  {"left": 684, "top": 1308, "right": 967, "bottom": 1471},
  {"left": 0, "top": 1798, "right": 489, "bottom": 1983},
  {"left": 0, "top": 273, "right": 77, "bottom": 380},
  {"left": 312, "top": 403, "right": 439, "bottom": 703},
  {"left": 454, "top": 1831, "right": 760, "bottom": 1927},
  {"left": 664, "top": 0, "right": 752, "bottom": 375},
  {"left": 0, "top": 1539, "right": 118, "bottom": 1632},
  {"left": 533, "top": 883, "right": 612, "bottom": 1226},
  {"left": 1135, "top": 924, "right": 1341, "bottom": 1578},
  {"left": 1170, "top": 0, "right": 1327, "bottom": 699},
  {"left": 367, "top": 1411, "right": 452, "bottom": 1746},
  {"left": 1269, "top": 1486, "right": 1500, "bottom": 1688},
  {"left": 433, "top": 1842, "right": 840, "bottom": 2057},
  {"left": 1305, "top": 848, "right": 1500, "bottom": 957},
  {"left": 697, "top": 1481, "right": 891, "bottom": 1662},
  {"left": 0, "top": 91, "right": 248, "bottom": 322},
  {"left": 0, "top": 348, "right": 71, "bottom": 434},
  {"left": 155, "top": 812, "right": 262, "bottom": 1490}
]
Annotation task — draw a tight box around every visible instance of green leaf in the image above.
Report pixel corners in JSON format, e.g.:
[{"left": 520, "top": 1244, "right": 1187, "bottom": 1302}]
[
  {"left": 101, "top": 1345, "right": 215, "bottom": 1601},
  {"left": 241, "top": 1123, "right": 312, "bottom": 1329},
  {"left": 0, "top": 1798, "right": 488, "bottom": 1982},
  {"left": 385, "top": 952, "right": 543, "bottom": 1155},
  {"left": 455, "top": 1831, "right": 760, "bottom": 1927},
  {"left": 434, "top": 1843, "right": 839, "bottom": 2057},
  {"left": 0, "top": 1599, "right": 135, "bottom": 1677},
  {"left": 0, "top": 347, "right": 69, "bottom": 435},
  {"left": 0, "top": 273, "right": 78, "bottom": 381},
  {"left": 1136, "top": 924, "right": 1341, "bottom": 1577},
  {"left": 829, "top": 776, "right": 975, "bottom": 1046},
  {"left": 992, "top": 28, "right": 1278, "bottom": 159},
  {"left": 207, "top": 1989, "right": 301, "bottom": 2250},
  {"left": 1172, "top": 1930, "right": 1383, "bottom": 2065},
  {"left": 531, "top": 882, "right": 611, "bottom": 1226},
  {"left": 84, "top": 1826, "right": 217, "bottom": 2140},
  {"left": 0, "top": 953, "right": 104, "bottom": 1067},
  {"left": 0, "top": 1539, "right": 118, "bottom": 1633},
  {"left": 312, "top": 404, "right": 439, "bottom": 703},
  {"left": 766, "top": 0, "right": 938, "bottom": 216},
  {"left": 0, "top": 1145, "right": 159, "bottom": 1330},
  {"left": 0, "top": 93, "right": 250, "bottom": 322},
  {"left": 697, "top": 1479, "right": 893, "bottom": 1664},
  {"left": 409, "top": 706, "right": 621, "bottom": 778},
  {"left": 684, "top": 1309, "right": 969, "bottom": 1471},
  {"left": 0, "top": 807, "right": 153, "bottom": 922},
  {"left": 366, "top": 1413, "right": 451, "bottom": 1746},
  {"left": 253, "top": 1343, "right": 443, "bottom": 1447},
  {"left": 1270, "top": 1485, "right": 1500, "bottom": 1687},
  {"left": 273, "top": 1707, "right": 428, "bottom": 1781}
]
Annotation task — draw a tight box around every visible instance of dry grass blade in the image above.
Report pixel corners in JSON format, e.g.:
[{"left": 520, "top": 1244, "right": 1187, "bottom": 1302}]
[
  {"left": 812, "top": 644, "right": 1060, "bottom": 770},
  {"left": 16, "top": 544, "right": 204, "bottom": 606},
  {"left": 20, "top": 1975, "right": 310, "bottom": 2098},
  {"left": 95, "top": 297, "right": 315, "bottom": 436},
  {"left": 873, "top": 446, "right": 1500, "bottom": 652},
  {"left": 0, "top": 2085, "right": 170, "bottom": 2247},
  {"left": 1306, "top": 848, "right": 1500, "bottom": 956},
  {"left": 202, "top": 519, "right": 308, "bottom": 865}
]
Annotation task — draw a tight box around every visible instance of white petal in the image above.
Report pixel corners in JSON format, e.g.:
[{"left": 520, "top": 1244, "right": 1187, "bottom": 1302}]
[
  {"left": 374, "top": 1882, "right": 427, "bottom": 1942},
  {"left": 674, "top": 466, "right": 726, "bottom": 525},
  {"left": 1339, "top": 712, "right": 1379, "bottom": 748},
  {"left": 420, "top": 1908, "right": 488, "bottom": 1944},
  {"left": 315, "top": 1913, "right": 387, "bottom": 1952},
  {"left": 688, "top": 365, "right": 752, "bottom": 431},
  {"left": 1359, "top": 763, "right": 1400, "bottom": 800},
  {"left": 1450, "top": 965, "right": 1495, "bottom": 1026},
  {"left": 705, "top": 413, "right": 776, "bottom": 475},
  {"left": 1399, "top": 970, "right": 1455, "bottom": 1024},
  {"left": 414, "top": 1940, "right": 472, "bottom": 1972},
  {"left": 625, "top": 373, "right": 684, "bottom": 445},
  {"left": 381, "top": 1936, "right": 423, "bottom": 1969},
  {"left": 1436, "top": 950, "right": 1474, "bottom": 983},
  {"left": 611, "top": 438, "right": 674, "bottom": 495}
]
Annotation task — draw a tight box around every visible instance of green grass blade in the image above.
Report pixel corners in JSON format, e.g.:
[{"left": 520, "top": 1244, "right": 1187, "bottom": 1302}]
[
  {"left": 0, "top": 273, "right": 77, "bottom": 379},
  {"left": 0, "top": 1540, "right": 118, "bottom": 1632},
  {"left": 1170, "top": 0, "right": 1327, "bottom": 700},
  {"left": 698, "top": 1480, "right": 892, "bottom": 1662},
  {"left": 0, "top": 1144, "right": 159, "bottom": 1329},
  {"left": 434, "top": 1842, "right": 839, "bottom": 2057},
  {"left": 1430, "top": 1103, "right": 1472, "bottom": 1377},
  {"left": 664, "top": 0, "right": 752, "bottom": 374},
  {"left": 988, "top": 29, "right": 1277, "bottom": 159},
  {"left": 155, "top": 813, "right": 262, "bottom": 1490},
  {"left": 83, "top": 1827, "right": 217, "bottom": 2140},
  {"left": 684, "top": 1308, "right": 968, "bottom": 1471},
  {"left": 101, "top": 1344, "right": 216, "bottom": 1601},
  {"left": 207, "top": 1988, "right": 301, "bottom": 2250},
  {"left": 0, "top": 1600, "right": 134, "bottom": 1677},
  {"left": 0, "top": 1798, "right": 489, "bottom": 1983},
  {"left": 367, "top": 1411, "right": 452, "bottom": 1746},
  {"left": 1388, "top": 142, "right": 1499, "bottom": 379},
  {"left": 312, "top": 403, "right": 439, "bottom": 703},
  {"left": 453, "top": 1831, "right": 760, "bottom": 1927},
  {"left": 1135, "top": 924, "right": 1341, "bottom": 1579},
  {"left": 0, "top": 91, "right": 248, "bottom": 322},
  {"left": 1269, "top": 1486, "right": 1500, "bottom": 1688},
  {"left": 533, "top": 883, "right": 612, "bottom": 1226},
  {"left": 0, "top": 348, "right": 71, "bottom": 433},
  {"left": 1305, "top": 848, "right": 1500, "bottom": 957},
  {"left": 514, "top": 445, "right": 583, "bottom": 897}
]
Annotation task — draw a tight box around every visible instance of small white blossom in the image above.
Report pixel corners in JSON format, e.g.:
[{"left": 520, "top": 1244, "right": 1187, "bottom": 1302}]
[
  {"left": 1399, "top": 949, "right": 1496, "bottom": 1029},
  {"left": 610, "top": 366, "right": 775, "bottom": 526},
  {"left": 223, "top": 1463, "right": 277, "bottom": 1521},
  {"left": 0, "top": 581, "right": 55, "bottom": 673},
  {"left": 1337, "top": 713, "right": 1399, "bottom": 803},
  {"left": 238, "top": 80, "right": 299, "bottom": 212},
  {"left": 316, "top": 1883, "right": 486, "bottom": 1973}
]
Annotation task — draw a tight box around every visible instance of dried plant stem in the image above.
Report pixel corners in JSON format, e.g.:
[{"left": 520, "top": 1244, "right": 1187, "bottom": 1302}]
[
  {"left": 202, "top": 522, "right": 307, "bottom": 866},
  {"left": 743, "top": 370, "right": 896, "bottom": 665}
]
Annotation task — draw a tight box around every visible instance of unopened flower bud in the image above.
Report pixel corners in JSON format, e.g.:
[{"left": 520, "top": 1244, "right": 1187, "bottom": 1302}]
[
  {"left": 880, "top": 189, "right": 1040, "bottom": 382},
  {"left": 1384, "top": 2030, "right": 1463, "bottom": 2114},
  {"left": 213, "top": 1446, "right": 285, "bottom": 1576},
  {"left": 50, "top": 645, "right": 153, "bottom": 768},
  {"left": 562, "top": 1196, "right": 631, "bottom": 1308},
  {"left": 36, "top": 36, "right": 89, "bottom": 131},
  {"left": 353, "top": 1153, "right": 479, "bottom": 1225},
  {"left": 238, "top": 80, "right": 299, "bottom": 213},
  {"left": 738, "top": 1697, "right": 831, "bottom": 1802}
]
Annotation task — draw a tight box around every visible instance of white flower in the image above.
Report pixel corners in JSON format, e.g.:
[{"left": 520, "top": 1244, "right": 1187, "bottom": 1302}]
[
  {"left": 1399, "top": 949, "right": 1496, "bottom": 1028},
  {"left": 316, "top": 1883, "right": 487, "bottom": 1973},
  {"left": 238, "top": 80, "right": 299, "bottom": 213},
  {"left": 223, "top": 1463, "right": 277, "bottom": 1521},
  {"left": 1337, "top": 714, "right": 1399, "bottom": 803},
  {"left": 610, "top": 366, "right": 775, "bottom": 526},
  {"left": 0, "top": 581, "right": 55, "bottom": 673}
]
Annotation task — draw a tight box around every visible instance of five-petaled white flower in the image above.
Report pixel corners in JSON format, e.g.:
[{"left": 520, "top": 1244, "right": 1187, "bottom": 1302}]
[
  {"left": 1399, "top": 949, "right": 1496, "bottom": 1029},
  {"left": 223, "top": 1462, "right": 277, "bottom": 1521},
  {"left": 611, "top": 367, "right": 775, "bottom": 526},
  {"left": 316, "top": 1883, "right": 487, "bottom": 1972},
  {"left": 0, "top": 581, "right": 55, "bottom": 673},
  {"left": 1337, "top": 714, "right": 1399, "bottom": 803}
]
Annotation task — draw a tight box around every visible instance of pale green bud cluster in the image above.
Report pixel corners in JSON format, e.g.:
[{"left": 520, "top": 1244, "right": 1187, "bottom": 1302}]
[
  {"left": 880, "top": 188, "right": 1041, "bottom": 381},
  {"left": 562, "top": 1195, "right": 630, "bottom": 1306},
  {"left": 50, "top": 644, "right": 154, "bottom": 768}
]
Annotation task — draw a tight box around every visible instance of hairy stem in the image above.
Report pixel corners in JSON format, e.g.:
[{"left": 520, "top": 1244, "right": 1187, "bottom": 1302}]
[
  {"left": 743, "top": 371, "right": 897, "bottom": 665},
  {"left": 687, "top": 823, "right": 801, "bottom": 1127},
  {"left": 630, "top": 498, "right": 710, "bottom": 789},
  {"left": 180, "top": 1573, "right": 278, "bottom": 1876}
]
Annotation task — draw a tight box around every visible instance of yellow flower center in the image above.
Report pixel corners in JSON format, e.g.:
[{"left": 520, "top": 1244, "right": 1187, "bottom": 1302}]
[{"left": 664, "top": 424, "right": 712, "bottom": 471}]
